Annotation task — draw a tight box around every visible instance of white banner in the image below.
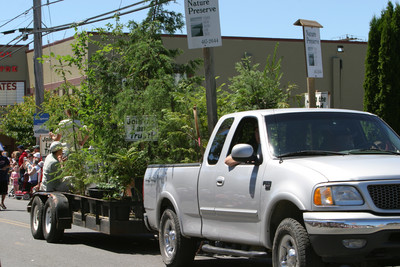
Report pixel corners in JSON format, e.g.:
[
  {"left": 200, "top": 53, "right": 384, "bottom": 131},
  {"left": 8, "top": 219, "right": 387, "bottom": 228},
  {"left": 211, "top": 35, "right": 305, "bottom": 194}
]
[
  {"left": 184, "top": 0, "right": 222, "bottom": 49},
  {"left": 0, "top": 81, "right": 24, "bottom": 105},
  {"left": 304, "top": 27, "right": 323, "bottom": 78}
]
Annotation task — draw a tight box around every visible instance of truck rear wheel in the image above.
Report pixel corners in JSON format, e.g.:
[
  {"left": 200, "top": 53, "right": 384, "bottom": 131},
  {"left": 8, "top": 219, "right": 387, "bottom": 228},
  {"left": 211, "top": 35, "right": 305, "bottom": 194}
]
[
  {"left": 43, "top": 197, "right": 65, "bottom": 243},
  {"left": 272, "top": 218, "right": 323, "bottom": 267},
  {"left": 30, "top": 197, "right": 44, "bottom": 239},
  {"left": 159, "top": 209, "right": 197, "bottom": 267}
]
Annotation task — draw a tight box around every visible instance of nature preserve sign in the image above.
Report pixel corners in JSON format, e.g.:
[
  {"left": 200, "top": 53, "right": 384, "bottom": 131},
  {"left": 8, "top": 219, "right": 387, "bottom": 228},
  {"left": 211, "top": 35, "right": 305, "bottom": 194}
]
[
  {"left": 184, "top": 0, "right": 222, "bottom": 49},
  {"left": 304, "top": 27, "right": 323, "bottom": 78}
]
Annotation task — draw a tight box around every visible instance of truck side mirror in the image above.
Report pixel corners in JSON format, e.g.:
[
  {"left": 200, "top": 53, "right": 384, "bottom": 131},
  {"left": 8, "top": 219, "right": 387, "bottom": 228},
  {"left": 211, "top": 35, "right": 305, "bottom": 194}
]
[{"left": 231, "top": 144, "right": 260, "bottom": 165}]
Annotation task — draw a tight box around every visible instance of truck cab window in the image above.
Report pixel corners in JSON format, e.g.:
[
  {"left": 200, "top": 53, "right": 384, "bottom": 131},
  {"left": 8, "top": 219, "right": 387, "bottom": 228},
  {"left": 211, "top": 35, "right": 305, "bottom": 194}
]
[{"left": 207, "top": 118, "right": 234, "bottom": 165}]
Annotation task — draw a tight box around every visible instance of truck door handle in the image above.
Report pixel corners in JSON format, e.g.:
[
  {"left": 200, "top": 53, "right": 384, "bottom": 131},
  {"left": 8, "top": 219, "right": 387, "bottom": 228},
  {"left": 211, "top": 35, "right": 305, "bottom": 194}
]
[{"left": 216, "top": 176, "right": 225, "bottom": 186}]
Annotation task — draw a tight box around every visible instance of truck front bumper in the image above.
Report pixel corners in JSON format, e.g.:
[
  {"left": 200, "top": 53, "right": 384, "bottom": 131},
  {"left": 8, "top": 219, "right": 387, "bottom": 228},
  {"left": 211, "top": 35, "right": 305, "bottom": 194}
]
[{"left": 303, "top": 212, "right": 400, "bottom": 263}]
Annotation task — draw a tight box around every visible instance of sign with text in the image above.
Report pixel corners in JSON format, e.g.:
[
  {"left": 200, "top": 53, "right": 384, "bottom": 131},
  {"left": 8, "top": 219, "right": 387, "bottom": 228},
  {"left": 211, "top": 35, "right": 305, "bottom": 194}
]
[
  {"left": 304, "top": 27, "right": 323, "bottom": 78},
  {"left": 184, "top": 0, "right": 222, "bottom": 49},
  {"left": 305, "top": 91, "right": 330, "bottom": 108},
  {"left": 33, "top": 113, "right": 50, "bottom": 137},
  {"left": 0, "top": 81, "right": 24, "bottom": 105},
  {"left": 40, "top": 135, "right": 53, "bottom": 156},
  {"left": 125, "top": 116, "right": 158, "bottom": 142}
]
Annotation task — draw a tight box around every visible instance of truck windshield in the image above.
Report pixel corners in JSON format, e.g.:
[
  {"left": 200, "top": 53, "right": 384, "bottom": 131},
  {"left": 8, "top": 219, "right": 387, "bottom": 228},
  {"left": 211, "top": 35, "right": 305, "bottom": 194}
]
[{"left": 265, "top": 112, "right": 400, "bottom": 157}]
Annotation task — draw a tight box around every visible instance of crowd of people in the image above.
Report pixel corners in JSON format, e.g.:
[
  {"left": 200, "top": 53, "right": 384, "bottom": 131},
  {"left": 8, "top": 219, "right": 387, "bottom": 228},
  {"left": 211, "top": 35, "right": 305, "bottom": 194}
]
[
  {"left": 0, "top": 145, "right": 44, "bottom": 210},
  {"left": 0, "top": 109, "right": 89, "bottom": 211},
  {"left": 0, "top": 140, "right": 71, "bottom": 211}
]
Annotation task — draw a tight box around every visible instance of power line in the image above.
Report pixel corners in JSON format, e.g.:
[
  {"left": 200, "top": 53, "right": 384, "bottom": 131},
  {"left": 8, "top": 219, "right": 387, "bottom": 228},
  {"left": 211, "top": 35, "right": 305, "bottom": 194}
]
[
  {"left": 0, "top": 7, "right": 32, "bottom": 30},
  {"left": 0, "top": 36, "right": 33, "bottom": 64},
  {"left": 40, "top": 0, "right": 159, "bottom": 33},
  {"left": 0, "top": 0, "right": 62, "bottom": 31},
  {"left": 14, "top": 0, "right": 173, "bottom": 35},
  {"left": 0, "top": 0, "right": 175, "bottom": 61}
]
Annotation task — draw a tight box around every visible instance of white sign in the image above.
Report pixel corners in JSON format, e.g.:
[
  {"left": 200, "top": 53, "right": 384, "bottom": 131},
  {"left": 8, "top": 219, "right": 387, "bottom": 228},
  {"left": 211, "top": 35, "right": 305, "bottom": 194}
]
[
  {"left": 184, "top": 0, "right": 222, "bottom": 49},
  {"left": 0, "top": 81, "right": 24, "bottom": 105},
  {"left": 125, "top": 116, "right": 158, "bottom": 142},
  {"left": 304, "top": 27, "right": 323, "bottom": 78},
  {"left": 33, "top": 113, "right": 50, "bottom": 137},
  {"left": 40, "top": 135, "right": 53, "bottom": 156},
  {"left": 305, "top": 92, "right": 330, "bottom": 108}
]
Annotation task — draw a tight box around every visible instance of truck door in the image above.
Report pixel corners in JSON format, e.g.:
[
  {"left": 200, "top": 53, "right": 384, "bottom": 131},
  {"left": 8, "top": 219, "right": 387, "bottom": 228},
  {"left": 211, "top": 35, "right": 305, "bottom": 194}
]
[
  {"left": 198, "top": 117, "right": 235, "bottom": 239},
  {"left": 200, "top": 116, "right": 265, "bottom": 244}
]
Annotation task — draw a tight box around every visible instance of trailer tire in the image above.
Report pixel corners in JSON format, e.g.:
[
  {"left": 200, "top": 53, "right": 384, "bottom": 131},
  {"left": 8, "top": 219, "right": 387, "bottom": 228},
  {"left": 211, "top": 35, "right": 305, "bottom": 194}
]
[
  {"left": 30, "top": 197, "right": 45, "bottom": 239},
  {"left": 159, "top": 209, "right": 197, "bottom": 267},
  {"left": 272, "top": 218, "right": 324, "bottom": 267},
  {"left": 43, "top": 197, "right": 64, "bottom": 243}
]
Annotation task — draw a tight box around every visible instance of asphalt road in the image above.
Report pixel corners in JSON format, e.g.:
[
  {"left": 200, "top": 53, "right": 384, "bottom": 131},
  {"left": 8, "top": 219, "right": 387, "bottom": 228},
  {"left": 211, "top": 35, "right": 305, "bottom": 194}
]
[{"left": 0, "top": 187, "right": 271, "bottom": 267}]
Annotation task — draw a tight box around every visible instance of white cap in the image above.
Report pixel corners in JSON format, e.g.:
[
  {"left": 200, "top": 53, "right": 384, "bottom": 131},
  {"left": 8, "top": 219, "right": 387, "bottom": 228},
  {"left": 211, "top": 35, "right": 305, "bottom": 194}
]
[
  {"left": 49, "top": 141, "right": 63, "bottom": 153},
  {"left": 33, "top": 152, "right": 41, "bottom": 158}
]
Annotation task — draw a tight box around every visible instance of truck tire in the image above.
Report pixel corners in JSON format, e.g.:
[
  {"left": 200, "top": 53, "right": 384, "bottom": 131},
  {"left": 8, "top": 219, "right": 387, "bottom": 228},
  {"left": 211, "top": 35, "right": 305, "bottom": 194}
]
[
  {"left": 30, "top": 197, "right": 45, "bottom": 239},
  {"left": 159, "top": 209, "right": 197, "bottom": 267},
  {"left": 43, "top": 197, "right": 65, "bottom": 243},
  {"left": 272, "top": 218, "right": 323, "bottom": 267}
]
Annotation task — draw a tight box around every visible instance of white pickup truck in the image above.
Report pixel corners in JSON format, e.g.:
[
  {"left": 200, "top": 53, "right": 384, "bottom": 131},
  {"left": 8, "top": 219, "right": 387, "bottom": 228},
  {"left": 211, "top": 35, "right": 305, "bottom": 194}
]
[{"left": 143, "top": 109, "right": 400, "bottom": 267}]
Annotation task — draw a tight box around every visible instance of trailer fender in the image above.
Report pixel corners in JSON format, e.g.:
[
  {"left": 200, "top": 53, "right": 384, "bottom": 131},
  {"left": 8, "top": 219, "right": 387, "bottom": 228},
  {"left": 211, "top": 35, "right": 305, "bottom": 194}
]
[{"left": 47, "top": 192, "right": 72, "bottom": 229}]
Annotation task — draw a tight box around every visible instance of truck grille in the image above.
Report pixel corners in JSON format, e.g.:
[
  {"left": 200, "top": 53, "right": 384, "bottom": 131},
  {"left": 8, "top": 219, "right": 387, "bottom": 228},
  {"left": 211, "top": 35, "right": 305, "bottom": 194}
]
[{"left": 368, "top": 184, "right": 400, "bottom": 210}]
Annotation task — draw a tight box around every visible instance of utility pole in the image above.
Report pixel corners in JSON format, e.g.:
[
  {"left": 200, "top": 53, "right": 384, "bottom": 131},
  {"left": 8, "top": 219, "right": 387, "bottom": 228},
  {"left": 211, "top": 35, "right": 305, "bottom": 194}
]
[
  {"left": 203, "top": 47, "right": 218, "bottom": 136},
  {"left": 33, "top": 0, "right": 44, "bottom": 113}
]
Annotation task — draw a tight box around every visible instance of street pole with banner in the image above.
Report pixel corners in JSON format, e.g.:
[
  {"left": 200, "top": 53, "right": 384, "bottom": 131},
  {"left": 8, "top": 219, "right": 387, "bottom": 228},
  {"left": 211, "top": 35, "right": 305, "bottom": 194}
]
[
  {"left": 184, "top": 0, "right": 222, "bottom": 135},
  {"left": 294, "top": 19, "right": 323, "bottom": 108}
]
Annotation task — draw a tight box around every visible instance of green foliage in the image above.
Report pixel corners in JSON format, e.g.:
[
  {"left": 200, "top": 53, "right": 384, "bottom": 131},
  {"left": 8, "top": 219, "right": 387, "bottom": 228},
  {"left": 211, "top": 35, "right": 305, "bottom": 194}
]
[
  {"left": 106, "top": 146, "right": 147, "bottom": 195},
  {"left": 227, "top": 44, "right": 294, "bottom": 111},
  {"left": 0, "top": 96, "right": 36, "bottom": 146},
  {"left": 364, "top": 1, "right": 400, "bottom": 133}
]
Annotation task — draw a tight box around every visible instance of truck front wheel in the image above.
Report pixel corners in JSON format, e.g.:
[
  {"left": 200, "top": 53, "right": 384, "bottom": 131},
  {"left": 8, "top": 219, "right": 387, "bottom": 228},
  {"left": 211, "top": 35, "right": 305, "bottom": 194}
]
[
  {"left": 42, "top": 197, "right": 65, "bottom": 243},
  {"left": 159, "top": 209, "right": 197, "bottom": 267},
  {"left": 272, "top": 218, "right": 323, "bottom": 267}
]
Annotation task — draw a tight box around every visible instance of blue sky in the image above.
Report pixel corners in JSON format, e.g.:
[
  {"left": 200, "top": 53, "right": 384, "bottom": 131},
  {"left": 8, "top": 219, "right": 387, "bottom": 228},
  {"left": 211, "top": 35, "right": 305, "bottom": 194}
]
[{"left": 0, "top": 0, "right": 395, "bottom": 47}]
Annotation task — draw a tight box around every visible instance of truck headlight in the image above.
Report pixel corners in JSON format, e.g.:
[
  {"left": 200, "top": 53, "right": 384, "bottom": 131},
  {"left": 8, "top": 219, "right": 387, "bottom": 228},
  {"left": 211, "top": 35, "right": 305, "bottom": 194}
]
[{"left": 314, "top": 186, "right": 364, "bottom": 206}]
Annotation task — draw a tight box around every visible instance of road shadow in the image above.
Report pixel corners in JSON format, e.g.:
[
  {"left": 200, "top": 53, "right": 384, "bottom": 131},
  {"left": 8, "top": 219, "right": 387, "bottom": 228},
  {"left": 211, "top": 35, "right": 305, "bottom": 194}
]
[
  {"left": 192, "top": 256, "right": 271, "bottom": 267},
  {"left": 60, "top": 232, "right": 160, "bottom": 255},
  {"left": 59, "top": 232, "right": 272, "bottom": 265}
]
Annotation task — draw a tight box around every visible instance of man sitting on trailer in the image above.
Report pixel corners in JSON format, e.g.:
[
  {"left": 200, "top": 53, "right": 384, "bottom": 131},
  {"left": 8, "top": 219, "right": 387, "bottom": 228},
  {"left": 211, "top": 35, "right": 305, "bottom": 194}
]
[{"left": 39, "top": 141, "right": 70, "bottom": 192}]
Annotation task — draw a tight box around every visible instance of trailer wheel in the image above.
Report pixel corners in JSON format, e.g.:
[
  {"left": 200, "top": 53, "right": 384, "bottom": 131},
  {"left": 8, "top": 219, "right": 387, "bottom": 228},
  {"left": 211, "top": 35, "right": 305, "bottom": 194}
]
[
  {"left": 43, "top": 197, "right": 64, "bottom": 243},
  {"left": 159, "top": 209, "right": 197, "bottom": 267},
  {"left": 30, "top": 197, "right": 45, "bottom": 239},
  {"left": 272, "top": 218, "right": 323, "bottom": 267}
]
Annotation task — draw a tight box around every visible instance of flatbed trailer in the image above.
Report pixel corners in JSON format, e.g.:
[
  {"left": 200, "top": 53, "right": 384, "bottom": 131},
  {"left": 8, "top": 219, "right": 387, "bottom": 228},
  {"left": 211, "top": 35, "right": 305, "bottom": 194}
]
[{"left": 27, "top": 191, "right": 148, "bottom": 243}]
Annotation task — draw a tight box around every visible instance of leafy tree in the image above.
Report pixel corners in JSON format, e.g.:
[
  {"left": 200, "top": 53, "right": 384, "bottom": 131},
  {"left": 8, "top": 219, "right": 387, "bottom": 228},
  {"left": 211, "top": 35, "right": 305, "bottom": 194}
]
[
  {"left": 0, "top": 96, "right": 36, "bottom": 146},
  {"left": 227, "top": 44, "right": 294, "bottom": 111},
  {"left": 364, "top": 1, "right": 400, "bottom": 133}
]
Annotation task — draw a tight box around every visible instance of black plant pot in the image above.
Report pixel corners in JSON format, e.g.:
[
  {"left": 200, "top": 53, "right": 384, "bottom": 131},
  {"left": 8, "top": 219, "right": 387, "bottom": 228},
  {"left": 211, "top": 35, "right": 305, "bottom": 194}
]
[{"left": 88, "top": 187, "right": 116, "bottom": 199}]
